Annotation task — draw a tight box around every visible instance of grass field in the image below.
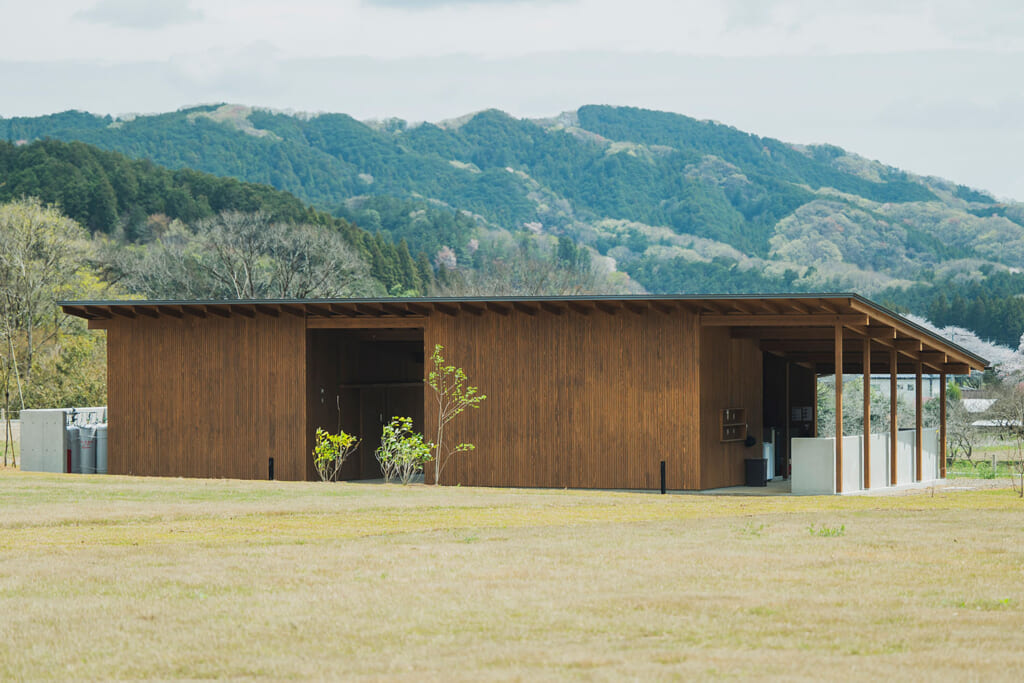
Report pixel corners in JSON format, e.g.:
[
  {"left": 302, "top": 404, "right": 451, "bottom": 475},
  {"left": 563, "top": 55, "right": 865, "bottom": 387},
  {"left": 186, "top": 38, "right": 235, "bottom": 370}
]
[{"left": 2, "top": 471, "right": 1024, "bottom": 680}]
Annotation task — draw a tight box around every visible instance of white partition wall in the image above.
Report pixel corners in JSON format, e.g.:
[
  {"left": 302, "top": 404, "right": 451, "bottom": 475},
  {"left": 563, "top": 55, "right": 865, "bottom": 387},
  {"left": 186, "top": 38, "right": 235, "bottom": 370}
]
[
  {"left": 790, "top": 429, "right": 944, "bottom": 494},
  {"left": 921, "top": 428, "right": 940, "bottom": 481},
  {"left": 791, "top": 437, "right": 836, "bottom": 495},
  {"left": 896, "top": 430, "right": 917, "bottom": 485},
  {"left": 868, "top": 433, "right": 890, "bottom": 489},
  {"left": 841, "top": 435, "right": 863, "bottom": 494}
]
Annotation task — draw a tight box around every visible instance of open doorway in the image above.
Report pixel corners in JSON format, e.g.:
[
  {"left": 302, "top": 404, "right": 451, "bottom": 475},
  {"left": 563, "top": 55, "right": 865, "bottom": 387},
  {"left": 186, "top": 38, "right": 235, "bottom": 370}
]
[
  {"left": 762, "top": 354, "right": 817, "bottom": 480},
  {"left": 306, "top": 328, "right": 425, "bottom": 480}
]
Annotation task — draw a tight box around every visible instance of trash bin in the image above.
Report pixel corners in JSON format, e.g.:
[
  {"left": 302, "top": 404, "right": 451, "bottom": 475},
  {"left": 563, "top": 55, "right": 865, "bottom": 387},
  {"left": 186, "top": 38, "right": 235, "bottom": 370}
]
[{"left": 745, "top": 458, "right": 768, "bottom": 487}]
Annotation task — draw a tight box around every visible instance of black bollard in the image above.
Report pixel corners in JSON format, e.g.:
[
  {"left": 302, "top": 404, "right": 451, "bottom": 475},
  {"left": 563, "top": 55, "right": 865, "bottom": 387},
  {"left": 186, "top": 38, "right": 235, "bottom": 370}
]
[
  {"left": 660, "top": 460, "right": 666, "bottom": 494},
  {"left": 269, "top": 457, "right": 275, "bottom": 481}
]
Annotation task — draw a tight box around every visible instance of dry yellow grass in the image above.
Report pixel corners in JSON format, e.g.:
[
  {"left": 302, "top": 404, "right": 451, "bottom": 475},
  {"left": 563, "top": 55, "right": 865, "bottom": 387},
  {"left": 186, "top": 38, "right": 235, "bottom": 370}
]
[{"left": 1, "top": 470, "right": 1023, "bottom": 680}]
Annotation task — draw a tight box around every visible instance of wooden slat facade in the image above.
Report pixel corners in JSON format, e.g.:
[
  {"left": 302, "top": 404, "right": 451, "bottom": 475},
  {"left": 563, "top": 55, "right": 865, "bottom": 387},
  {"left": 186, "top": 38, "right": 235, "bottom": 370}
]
[
  {"left": 64, "top": 294, "right": 988, "bottom": 490},
  {"left": 106, "top": 313, "right": 306, "bottom": 480},
  {"left": 423, "top": 305, "right": 699, "bottom": 489},
  {"left": 698, "top": 327, "right": 763, "bottom": 489}
]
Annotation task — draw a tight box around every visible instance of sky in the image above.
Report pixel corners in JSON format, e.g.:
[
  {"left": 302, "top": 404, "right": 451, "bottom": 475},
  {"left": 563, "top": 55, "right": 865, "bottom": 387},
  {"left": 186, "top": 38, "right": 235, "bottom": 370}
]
[{"left": 2, "top": 0, "right": 1024, "bottom": 199}]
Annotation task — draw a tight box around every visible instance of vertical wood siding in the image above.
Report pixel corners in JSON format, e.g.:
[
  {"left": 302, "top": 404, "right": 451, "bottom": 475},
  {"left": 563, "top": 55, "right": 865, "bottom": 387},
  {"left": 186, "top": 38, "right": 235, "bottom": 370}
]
[
  {"left": 698, "top": 327, "right": 764, "bottom": 489},
  {"left": 424, "top": 308, "right": 700, "bottom": 490},
  {"left": 106, "top": 315, "right": 306, "bottom": 480}
]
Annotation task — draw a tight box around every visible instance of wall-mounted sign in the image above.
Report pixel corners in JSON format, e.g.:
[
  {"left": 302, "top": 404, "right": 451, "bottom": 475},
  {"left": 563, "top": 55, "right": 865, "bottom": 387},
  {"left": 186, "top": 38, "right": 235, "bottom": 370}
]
[{"left": 720, "top": 408, "right": 747, "bottom": 443}]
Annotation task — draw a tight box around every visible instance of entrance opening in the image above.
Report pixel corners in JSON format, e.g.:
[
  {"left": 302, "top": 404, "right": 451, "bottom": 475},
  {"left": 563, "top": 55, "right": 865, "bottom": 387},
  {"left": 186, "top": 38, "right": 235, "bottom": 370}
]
[
  {"left": 306, "top": 328, "right": 425, "bottom": 480},
  {"left": 762, "top": 354, "right": 816, "bottom": 481}
]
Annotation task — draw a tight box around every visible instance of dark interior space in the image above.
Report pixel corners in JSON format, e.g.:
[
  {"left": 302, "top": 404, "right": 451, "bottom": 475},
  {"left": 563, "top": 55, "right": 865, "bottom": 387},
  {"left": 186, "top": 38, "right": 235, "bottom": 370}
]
[
  {"left": 307, "top": 328, "right": 425, "bottom": 480},
  {"left": 762, "top": 354, "right": 817, "bottom": 478}
]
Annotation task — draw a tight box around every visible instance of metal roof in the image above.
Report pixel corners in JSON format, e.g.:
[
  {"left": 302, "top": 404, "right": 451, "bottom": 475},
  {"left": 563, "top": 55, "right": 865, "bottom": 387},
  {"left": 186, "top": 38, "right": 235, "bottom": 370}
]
[{"left": 59, "top": 292, "right": 989, "bottom": 372}]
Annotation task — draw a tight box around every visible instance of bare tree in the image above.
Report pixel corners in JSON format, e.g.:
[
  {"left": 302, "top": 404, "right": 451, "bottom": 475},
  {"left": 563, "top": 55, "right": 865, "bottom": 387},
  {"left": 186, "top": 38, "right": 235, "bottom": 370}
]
[
  {"left": 990, "top": 384, "right": 1024, "bottom": 497},
  {"left": 101, "top": 211, "right": 379, "bottom": 300},
  {"left": 945, "top": 399, "right": 976, "bottom": 468}
]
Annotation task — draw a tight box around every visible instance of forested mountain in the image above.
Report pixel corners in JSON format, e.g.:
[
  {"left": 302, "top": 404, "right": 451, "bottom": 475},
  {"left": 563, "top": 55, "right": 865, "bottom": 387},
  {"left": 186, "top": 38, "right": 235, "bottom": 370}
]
[
  {"left": 6, "top": 104, "right": 1024, "bottom": 345},
  {"left": 0, "top": 139, "right": 429, "bottom": 295}
]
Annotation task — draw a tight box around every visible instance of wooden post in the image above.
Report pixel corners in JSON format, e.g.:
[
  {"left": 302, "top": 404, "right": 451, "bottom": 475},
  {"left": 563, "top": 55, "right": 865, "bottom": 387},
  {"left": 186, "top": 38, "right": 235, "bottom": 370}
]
[
  {"left": 812, "top": 368, "right": 818, "bottom": 438},
  {"left": 890, "top": 348, "right": 898, "bottom": 486},
  {"left": 863, "top": 339, "right": 871, "bottom": 489},
  {"left": 784, "top": 361, "right": 791, "bottom": 479},
  {"left": 835, "top": 324, "right": 843, "bottom": 493},
  {"left": 915, "top": 361, "right": 923, "bottom": 482},
  {"left": 940, "top": 372, "right": 947, "bottom": 479}
]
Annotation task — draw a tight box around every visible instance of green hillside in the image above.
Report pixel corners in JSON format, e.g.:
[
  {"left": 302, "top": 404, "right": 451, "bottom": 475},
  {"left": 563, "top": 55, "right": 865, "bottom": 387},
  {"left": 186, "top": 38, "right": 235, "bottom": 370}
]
[
  {"left": 0, "top": 139, "right": 427, "bottom": 295},
  {"left": 6, "top": 103, "right": 1024, "bottom": 344}
]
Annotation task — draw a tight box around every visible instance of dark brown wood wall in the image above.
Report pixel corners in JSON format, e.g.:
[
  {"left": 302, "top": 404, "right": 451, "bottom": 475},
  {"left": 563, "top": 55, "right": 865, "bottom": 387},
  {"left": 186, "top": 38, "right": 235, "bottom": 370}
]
[
  {"left": 424, "top": 307, "right": 700, "bottom": 490},
  {"left": 106, "top": 314, "right": 306, "bottom": 480},
  {"left": 698, "top": 327, "right": 764, "bottom": 489}
]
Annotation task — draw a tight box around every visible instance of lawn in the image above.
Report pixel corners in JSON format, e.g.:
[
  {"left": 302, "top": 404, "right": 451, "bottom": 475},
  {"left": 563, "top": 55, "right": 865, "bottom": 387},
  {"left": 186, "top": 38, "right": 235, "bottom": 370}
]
[{"left": 1, "top": 471, "right": 1023, "bottom": 680}]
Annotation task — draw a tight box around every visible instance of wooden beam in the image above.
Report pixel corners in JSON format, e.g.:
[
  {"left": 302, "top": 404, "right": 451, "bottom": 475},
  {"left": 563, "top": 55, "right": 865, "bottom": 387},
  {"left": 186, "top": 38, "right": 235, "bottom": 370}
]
[
  {"left": 698, "top": 301, "right": 728, "bottom": 314},
  {"left": 355, "top": 303, "right": 386, "bottom": 316},
  {"left": 702, "top": 314, "right": 869, "bottom": 327},
  {"left": 890, "top": 348, "right": 898, "bottom": 487},
  {"left": 306, "top": 317, "right": 426, "bottom": 329},
  {"left": 205, "top": 305, "right": 230, "bottom": 318},
  {"left": 405, "top": 303, "right": 432, "bottom": 316},
  {"left": 915, "top": 361, "right": 923, "bottom": 482},
  {"left": 732, "top": 327, "right": 836, "bottom": 340},
  {"left": 279, "top": 304, "right": 304, "bottom": 317},
  {"left": 623, "top": 301, "right": 647, "bottom": 315},
  {"left": 943, "top": 363, "right": 971, "bottom": 375},
  {"left": 847, "top": 299, "right": 983, "bottom": 369},
  {"left": 155, "top": 306, "right": 183, "bottom": 319},
  {"left": 863, "top": 338, "right": 871, "bottom": 490},
  {"left": 650, "top": 301, "right": 675, "bottom": 315},
  {"left": 306, "top": 304, "right": 331, "bottom": 316},
  {"left": 726, "top": 299, "right": 756, "bottom": 314},
  {"left": 512, "top": 302, "right": 538, "bottom": 316},
  {"left": 327, "top": 302, "right": 355, "bottom": 316},
  {"left": 234, "top": 305, "right": 255, "bottom": 319},
  {"left": 381, "top": 303, "right": 412, "bottom": 316},
  {"left": 784, "top": 300, "right": 811, "bottom": 314},
  {"left": 485, "top": 302, "right": 511, "bottom": 316},
  {"left": 459, "top": 302, "right": 484, "bottom": 316},
  {"left": 61, "top": 305, "right": 95, "bottom": 319},
  {"left": 87, "top": 319, "right": 110, "bottom": 330},
  {"left": 567, "top": 301, "right": 593, "bottom": 316},
  {"left": 254, "top": 304, "right": 280, "bottom": 318},
  {"left": 594, "top": 302, "right": 618, "bottom": 316},
  {"left": 434, "top": 303, "right": 459, "bottom": 317},
  {"left": 865, "top": 326, "right": 897, "bottom": 339},
  {"left": 180, "top": 306, "right": 206, "bottom": 318},
  {"left": 108, "top": 306, "right": 137, "bottom": 319},
  {"left": 940, "top": 372, "right": 947, "bottom": 479},
  {"left": 894, "top": 339, "right": 922, "bottom": 353},
  {"left": 835, "top": 324, "right": 844, "bottom": 494},
  {"left": 815, "top": 299, "right": 841, "bottom": 314},
  {"left": 540, "top": 302, "right": 565, "bottom": 316},
  {"left": 132, "top": 306, "right": 159, "bottom": 319}
]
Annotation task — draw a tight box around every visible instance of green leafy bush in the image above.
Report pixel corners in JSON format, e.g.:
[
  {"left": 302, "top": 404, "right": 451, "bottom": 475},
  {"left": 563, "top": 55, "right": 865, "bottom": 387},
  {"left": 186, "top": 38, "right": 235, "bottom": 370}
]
[
  {"left": 375, "top": 417, "right": 432, "bottom": 485},
  {"left": 312, "top": 428, "right": 359, "bottom": 482}
]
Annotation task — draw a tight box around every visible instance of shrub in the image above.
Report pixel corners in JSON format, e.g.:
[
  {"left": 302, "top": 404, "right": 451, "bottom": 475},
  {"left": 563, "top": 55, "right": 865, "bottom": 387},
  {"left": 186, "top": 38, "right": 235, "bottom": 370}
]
[
  {"left": 376, "top": 417, "right": 433, "bottom": 485},
  {"left": 312, "top": 428, "right": 359, "bottom": 482}
]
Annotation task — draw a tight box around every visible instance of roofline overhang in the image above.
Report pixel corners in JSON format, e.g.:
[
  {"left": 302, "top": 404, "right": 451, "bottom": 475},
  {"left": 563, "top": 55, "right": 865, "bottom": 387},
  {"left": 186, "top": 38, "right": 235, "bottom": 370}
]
[{"left": 58, "top": 292, "right": 989, "bottom": 371}]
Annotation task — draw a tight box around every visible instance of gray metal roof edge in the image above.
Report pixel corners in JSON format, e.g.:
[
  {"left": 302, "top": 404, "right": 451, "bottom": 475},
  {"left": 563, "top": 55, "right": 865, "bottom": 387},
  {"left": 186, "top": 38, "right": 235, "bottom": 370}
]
[{"left": 57, "top": 292, "right": 989, "bottom": 367}]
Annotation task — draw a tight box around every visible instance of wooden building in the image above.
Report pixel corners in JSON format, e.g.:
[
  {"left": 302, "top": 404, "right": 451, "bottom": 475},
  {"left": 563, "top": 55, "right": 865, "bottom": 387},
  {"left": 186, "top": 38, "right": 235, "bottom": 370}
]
[{"left": 61, "top": 295, "right": 987, "bottom": 492}]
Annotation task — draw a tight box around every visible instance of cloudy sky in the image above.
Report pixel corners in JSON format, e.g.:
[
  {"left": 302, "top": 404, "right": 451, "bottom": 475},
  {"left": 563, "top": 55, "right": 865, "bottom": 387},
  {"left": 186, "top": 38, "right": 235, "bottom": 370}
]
[{"left": 2, "top": 0, "right": 1023, "bottom": 199}]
